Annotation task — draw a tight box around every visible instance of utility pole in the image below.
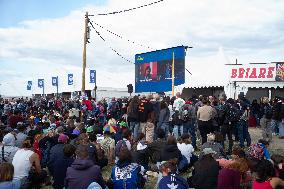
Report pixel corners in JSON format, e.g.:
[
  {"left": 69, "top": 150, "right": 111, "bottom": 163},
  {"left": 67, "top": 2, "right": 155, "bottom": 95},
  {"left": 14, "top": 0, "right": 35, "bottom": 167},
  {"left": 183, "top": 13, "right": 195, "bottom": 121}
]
[{"left": 82, "top": 12, "right": 88, "bottom": 96}]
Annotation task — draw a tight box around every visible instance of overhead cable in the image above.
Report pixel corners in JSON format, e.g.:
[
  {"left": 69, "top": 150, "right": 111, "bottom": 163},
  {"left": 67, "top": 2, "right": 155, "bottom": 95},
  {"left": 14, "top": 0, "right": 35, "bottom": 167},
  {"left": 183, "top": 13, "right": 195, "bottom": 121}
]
[
  {"left": 90, "top": 20, "right": 152, "bottom": 49},
  {"left": 89, "top": 23, "right": 135, "bottom": 64},
  {"left": 97, "top": 0, "right": 165, "bottom": 16}
]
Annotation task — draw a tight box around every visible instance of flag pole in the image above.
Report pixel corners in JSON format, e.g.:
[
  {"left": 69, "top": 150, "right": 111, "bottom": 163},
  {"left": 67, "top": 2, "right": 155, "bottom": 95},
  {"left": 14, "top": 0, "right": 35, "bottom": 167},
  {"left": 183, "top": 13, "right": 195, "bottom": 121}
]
[
  {"left": 56, "top": 76, "right": 59, "bottom": 98},
  {"left": 172, "top": 52, "right": 175, "bottom": 97}
]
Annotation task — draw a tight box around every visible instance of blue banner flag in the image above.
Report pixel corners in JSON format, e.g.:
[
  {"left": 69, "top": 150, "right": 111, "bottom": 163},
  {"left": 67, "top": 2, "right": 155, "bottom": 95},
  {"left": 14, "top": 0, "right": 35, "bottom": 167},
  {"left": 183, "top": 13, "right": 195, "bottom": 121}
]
[
  {"left": 90, "top": 70, "right": 96, "bottom": 83},
  {"left": 68, "top": 74, "right": 73, "bottom": 85},
  {"left": 27, "top": 81, "right": 32, "bottom": 90},
  {"left": 27, "top": 81, "right": 33, "bottom": 91},
  {"left": 38, "top": 79, "right": 44, "bottom": 88},
  {"left": 52, "top": 77, "right": 58, "bottom": 86}
]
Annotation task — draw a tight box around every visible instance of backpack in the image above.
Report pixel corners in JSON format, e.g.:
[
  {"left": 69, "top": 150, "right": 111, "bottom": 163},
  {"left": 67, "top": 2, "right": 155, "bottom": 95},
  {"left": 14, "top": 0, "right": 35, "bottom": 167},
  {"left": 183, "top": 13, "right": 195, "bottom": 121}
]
[
  {"left": 172, "top": 110, "right": 183, "bottom": 126},
  {"left": 115, "top": 140, "right": 127, "bottom": 156},
  {"left": 226, "top": 105, "right": 241, "bottom": 123},
  {"left": 247, "top": 143, "right": 264, "bottom": 160}
]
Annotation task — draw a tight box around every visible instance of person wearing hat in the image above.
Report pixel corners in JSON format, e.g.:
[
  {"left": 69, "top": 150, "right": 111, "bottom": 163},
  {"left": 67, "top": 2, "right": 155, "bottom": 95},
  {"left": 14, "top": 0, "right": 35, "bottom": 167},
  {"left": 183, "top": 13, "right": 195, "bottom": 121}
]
[
  {"left": 0, "top": 133, "right": 18, "bottom": 164},
  {"left": 86, "top": 126, "right": 94, "bottom": 134},
  {"left": 48, "top": 134, "right": 69, "bottom": 176},
  {"left": 191, "top": 147, "right": 219, "bottom": 189}
]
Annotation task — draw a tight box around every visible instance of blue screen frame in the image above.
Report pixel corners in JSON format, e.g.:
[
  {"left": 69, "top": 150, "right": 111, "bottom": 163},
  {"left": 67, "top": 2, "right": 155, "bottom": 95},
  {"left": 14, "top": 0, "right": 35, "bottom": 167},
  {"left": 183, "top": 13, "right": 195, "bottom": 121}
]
[{"left": 135, "top": 46, "right": 186, "bottom": 93}]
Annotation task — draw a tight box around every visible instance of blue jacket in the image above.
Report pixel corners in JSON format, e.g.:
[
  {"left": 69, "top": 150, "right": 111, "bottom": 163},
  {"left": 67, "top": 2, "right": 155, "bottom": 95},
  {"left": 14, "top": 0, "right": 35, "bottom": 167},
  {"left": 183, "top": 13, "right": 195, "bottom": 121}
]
[
  {"left": 0, "top": 180, "right": 20, "bottom": 189},
  {"left": 52, "top": 156, "right": 74, "bottom": 189},
  {"left": 260, "top": 143, "right": 271, "bottom": 160},
  {"left": 158, "top": 172, "right": 189, "bottom": 189},
  {"left": 48, "top": 143, "right": 65, "bottom": 175}
]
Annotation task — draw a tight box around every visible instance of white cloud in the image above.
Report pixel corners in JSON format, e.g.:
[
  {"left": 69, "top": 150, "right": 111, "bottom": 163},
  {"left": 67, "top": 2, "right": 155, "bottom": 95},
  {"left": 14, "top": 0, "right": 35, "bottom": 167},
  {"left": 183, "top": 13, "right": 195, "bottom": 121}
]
[{"left": 1, "top": 0, "right": 284, "bottom": 96}]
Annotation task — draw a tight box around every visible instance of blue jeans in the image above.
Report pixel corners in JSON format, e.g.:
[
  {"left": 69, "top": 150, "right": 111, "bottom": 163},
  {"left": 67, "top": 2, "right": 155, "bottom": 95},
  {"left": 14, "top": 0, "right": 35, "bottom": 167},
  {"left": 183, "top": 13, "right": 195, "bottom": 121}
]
[
  {"left": 183, "top": 120, "right": 197, "bottom": 148},
  {"left": 129, "top": 122, "right": 139, "bottom": 140},
  {"left": 271, "top": 119, "right": 280, "bottom": 134},
  {"left": 173, "top": 125, "right": 183, "bottom": 138},
  {"left": 158, "top": 122, "right": 169, "bottom": 138},
  {"left": 237, "top": 120, "right": 251, "bottom": 148},
  {"left": 279, "top": 122, "right": 284, "bottom": 137}
]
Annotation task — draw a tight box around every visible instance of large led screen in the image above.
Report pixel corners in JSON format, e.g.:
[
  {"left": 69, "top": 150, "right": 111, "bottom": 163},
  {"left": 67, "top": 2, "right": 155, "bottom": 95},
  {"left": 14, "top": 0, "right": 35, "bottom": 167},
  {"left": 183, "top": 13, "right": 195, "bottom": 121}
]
[{"left": 135, "top": 46, "right": 185, "bottom": 93}]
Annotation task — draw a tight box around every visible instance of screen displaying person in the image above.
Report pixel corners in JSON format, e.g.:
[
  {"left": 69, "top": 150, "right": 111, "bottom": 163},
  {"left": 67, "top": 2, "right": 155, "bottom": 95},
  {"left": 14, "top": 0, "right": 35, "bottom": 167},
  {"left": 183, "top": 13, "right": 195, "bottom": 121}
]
[
  {"left": 144, "top": 66, "right": 152, "bottom": 81},
  {"left": 165, "top": 62, "right": 171, "bottom": 79}
]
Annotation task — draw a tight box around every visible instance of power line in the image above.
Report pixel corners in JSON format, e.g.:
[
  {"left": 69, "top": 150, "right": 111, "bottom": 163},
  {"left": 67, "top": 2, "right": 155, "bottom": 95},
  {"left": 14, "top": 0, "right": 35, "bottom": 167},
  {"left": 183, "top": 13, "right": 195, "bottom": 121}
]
[
  {"left": 89, "top": 23, "right": 135, "bottom": 64},
  {"left": 97, "top": 0, "right": 165, "bottom": 16},
  {"left": 90, "top": 20, "right": 152, "bottom": 50}
]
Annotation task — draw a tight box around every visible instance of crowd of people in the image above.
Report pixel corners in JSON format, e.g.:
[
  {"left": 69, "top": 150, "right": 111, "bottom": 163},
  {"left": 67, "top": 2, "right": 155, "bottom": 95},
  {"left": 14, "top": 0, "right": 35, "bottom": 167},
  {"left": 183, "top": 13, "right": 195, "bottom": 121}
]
[{"left": 0, "top": 92, "right": 284, "bottom": 189}]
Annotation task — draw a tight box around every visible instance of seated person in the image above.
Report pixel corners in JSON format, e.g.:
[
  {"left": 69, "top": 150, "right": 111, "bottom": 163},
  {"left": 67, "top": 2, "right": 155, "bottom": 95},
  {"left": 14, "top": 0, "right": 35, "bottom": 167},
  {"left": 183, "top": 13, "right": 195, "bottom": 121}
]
[
  {"left": 158, "top": 160, "right": 189, "bottom": 189},
  {"left": 110, "top": 148, "right": 145, "bottom": 189}
]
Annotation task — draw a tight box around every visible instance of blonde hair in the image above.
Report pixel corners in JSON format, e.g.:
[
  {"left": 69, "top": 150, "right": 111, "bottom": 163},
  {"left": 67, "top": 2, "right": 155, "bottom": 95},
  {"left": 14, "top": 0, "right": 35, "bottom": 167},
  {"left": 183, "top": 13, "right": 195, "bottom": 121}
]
[{"left": 207, "top": 133, "right": 215, "bottom": 142}]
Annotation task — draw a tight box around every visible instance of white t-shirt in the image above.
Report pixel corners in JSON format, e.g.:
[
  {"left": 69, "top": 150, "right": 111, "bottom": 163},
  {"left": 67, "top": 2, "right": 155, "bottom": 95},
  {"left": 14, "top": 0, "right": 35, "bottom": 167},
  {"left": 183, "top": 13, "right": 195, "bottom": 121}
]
[
  {"left": 173, "top": 98, "right": 185, "bottom": 112},
  {"left": 177, "top": 143, "right": 194, "bottom": 163},
  {"left": 12, "top": 149, "right": 34, "bottom": 179}
]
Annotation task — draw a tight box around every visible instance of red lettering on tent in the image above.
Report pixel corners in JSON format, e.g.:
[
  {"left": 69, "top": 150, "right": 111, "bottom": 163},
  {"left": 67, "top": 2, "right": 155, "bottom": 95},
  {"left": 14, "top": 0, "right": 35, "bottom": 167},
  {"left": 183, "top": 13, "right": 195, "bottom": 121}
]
[
  {"left": 231, "top": 69, "right": 237, "bottom": 78},
  {"left": 249, "top": 68, "right": 257, "bottom": 78},
  {"left": 258, "top": 68, "right": 266, "bottom": 78},
  {"left": 267, "top": 67, "right": 275, "bottom": 78},
  {"left": 245, "top": 68, "right": 250, "bottom": 78},
  {"left": 238, "top": 68, "right": 245, "bottom": 78}
]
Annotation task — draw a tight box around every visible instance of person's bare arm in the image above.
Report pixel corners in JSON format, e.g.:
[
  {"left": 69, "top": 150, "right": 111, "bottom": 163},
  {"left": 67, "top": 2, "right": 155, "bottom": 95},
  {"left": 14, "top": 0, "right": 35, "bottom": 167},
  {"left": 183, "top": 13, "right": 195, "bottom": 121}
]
[
  {"left": 30, "top": 153, "right": 41, "bottom": 173},
  {"left": 271, "top": 177, "right": 284, "bottom": 188}
]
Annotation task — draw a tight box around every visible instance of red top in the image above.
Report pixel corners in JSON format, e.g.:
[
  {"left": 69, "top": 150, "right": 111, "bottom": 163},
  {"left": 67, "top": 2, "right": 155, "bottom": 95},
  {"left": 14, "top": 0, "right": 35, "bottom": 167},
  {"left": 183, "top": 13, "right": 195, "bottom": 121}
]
[{"left": 252, "top": 180, "right": 273, "bottom": 189}]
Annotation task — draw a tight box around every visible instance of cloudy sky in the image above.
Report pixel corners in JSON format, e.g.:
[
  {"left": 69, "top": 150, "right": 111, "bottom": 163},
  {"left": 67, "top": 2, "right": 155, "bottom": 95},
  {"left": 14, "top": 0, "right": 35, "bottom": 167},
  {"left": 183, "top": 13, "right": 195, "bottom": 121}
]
[{"left": 0, "top": 0, "right": 284, "bottom": 96}]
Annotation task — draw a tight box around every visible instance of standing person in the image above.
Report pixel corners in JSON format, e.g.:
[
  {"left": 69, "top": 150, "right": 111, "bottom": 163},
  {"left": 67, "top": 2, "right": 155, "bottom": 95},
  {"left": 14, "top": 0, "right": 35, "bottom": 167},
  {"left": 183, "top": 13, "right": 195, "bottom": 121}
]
[
  {"left": 219, "top": 97, "right": 238, "bottom": 154},
  {"left": 145, "top": 115, "right": 155, "bottom": 143},
  {"left": 251, "top": 99, "right": 261, "bottom": 127},
  {"left": 279, "top": 99, "right": 284, "bottom": 139},
  {"left": 172, "top": 92, "right": 185, "bottom": 137},
  {"left": 157, "top": 101, "right": 170, "bottom": 137},
  {"left": 0, "top": 163, "right": 20, "bottom": 189},
  {"left": 237, "top": 101, "right": 251, "bottom": 148},
  {"left": 197, "top": 98, "right": 214, "bottom": 144},
  {"left": 182, "top": 100, "right": 197, "bottom": 149},
  {"left": 127, "top": 96, "right": 140, "bottom": 140},
  {"left": 65, "top": 145, "right": 105, "bottom": 189},
  {"left": 271, "top": 98, "right": 282, "bottom": 135},
  {"left": 260, "top": 107, "right": 273, "bottom": 142},
  {"left": 138, "top": 95, "right": 153, "bottom": 135}
]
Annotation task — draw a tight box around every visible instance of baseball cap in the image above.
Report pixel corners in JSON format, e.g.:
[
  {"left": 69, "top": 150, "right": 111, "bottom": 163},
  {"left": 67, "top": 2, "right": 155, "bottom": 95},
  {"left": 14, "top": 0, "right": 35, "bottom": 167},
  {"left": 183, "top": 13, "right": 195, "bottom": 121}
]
[{"left": 86, "top": 126, "right": 94, "bottom": 133}]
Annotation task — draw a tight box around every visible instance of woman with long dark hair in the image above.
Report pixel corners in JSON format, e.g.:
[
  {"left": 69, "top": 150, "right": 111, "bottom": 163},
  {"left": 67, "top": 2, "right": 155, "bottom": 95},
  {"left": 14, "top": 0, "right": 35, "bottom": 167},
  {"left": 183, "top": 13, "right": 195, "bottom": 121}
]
[
  {"left": 127, "top": 96, "right": 140, "bottom": 140},
  {"left": 157, "top": 101, "right": 170, "bottom": 137}
]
